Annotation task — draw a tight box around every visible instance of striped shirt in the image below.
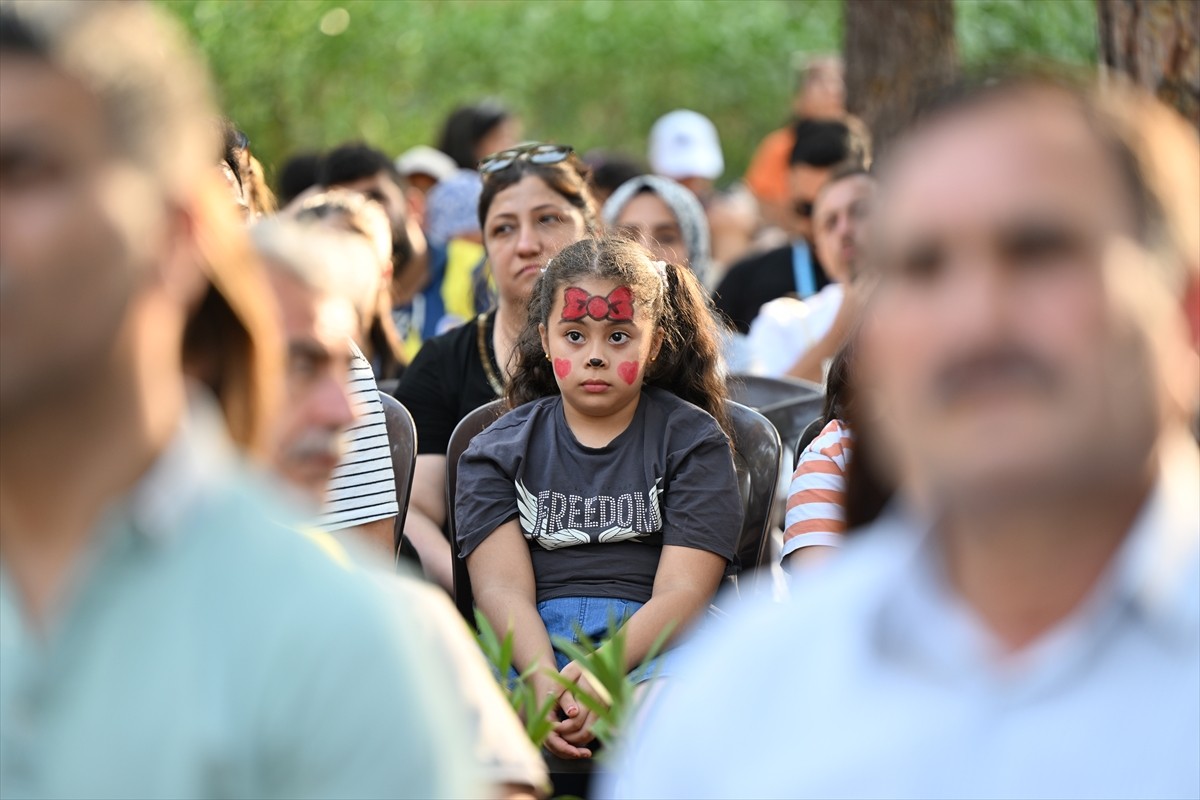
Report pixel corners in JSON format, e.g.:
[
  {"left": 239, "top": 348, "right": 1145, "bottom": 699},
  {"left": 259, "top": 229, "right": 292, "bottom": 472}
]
[
  {"left": 781, "top": 418, "right": 853, "bottom": 560},
  {"left": 316, "top": 344, "right": 399, "bottom": 531}
]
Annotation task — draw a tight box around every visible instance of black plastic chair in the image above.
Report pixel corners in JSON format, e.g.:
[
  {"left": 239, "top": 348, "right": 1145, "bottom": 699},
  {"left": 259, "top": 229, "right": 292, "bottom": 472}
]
[
  {"left": 725, "top": 401, "right": 783, "bottom": 582},
  {"left": 727, "top": 373, "right": 825, "bottom": 465},
  {"left": 378, "top": 393, "right": 418, "bottom": 560},
  {"left": 445, "top": 400, "right": 507, "bottom": 623},
  {"left": 444, "top": 399, "right": 781, "bottom": 625},
  {"left": 794, "top": 415, "right": 830, "bottom": 471}
]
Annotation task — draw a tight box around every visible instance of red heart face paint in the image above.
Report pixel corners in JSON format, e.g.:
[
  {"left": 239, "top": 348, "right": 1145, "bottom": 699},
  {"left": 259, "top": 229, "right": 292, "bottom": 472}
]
[
  {"left": 554, "top": 358, "right": 572, "bottom": 379},
  {"left": 617, "top": 361, "right": 639, "bottom": 385}
]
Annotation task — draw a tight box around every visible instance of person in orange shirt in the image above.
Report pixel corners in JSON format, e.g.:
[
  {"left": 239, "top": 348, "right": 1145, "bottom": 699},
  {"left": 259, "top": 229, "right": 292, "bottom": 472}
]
[{"left": 745, "top": 55, "right": 846, "bottom": 231}]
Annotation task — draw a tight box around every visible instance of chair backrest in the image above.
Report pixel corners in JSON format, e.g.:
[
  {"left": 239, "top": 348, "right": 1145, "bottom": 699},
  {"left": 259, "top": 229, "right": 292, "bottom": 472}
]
[
  {"left": 445, "top": 399, "right": 507, "bottom": 623},
  {"left": 794, "top": 415, "right": 830, "bottom": 471},
  {"left": 377, "top": 393, "right": 418, "bottom": 558},
  {"left": 727, "top": 373, "right": 824, "bottom": 471},
  {"left": 444, "top": 398, "right": 781, "bottom": 624},
  {"left": 725, "top": 401, "right": 783, "bottom": 577},
  {"left": 727, "top": 373, "right": 823, "bottom": 410}
]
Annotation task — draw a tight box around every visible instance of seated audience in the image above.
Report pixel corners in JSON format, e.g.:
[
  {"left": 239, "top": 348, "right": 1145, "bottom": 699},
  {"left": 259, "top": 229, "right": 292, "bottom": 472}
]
[
  {"left": 251, "top": 219, "right": 551, "bottom": 798},
  {"left": 0, "top": 4, "right": 480, "bottom": 796},
  {"left": 321, "top": 142, "right": 430, "bottom": 375},
  {"left": 605, "top": 74, "right": 1200, "bottom": 800},
  {"left": 457, "top": 237, "right": 743, "bottom": 760},
  {"left": 745, "top": 54, "right": 846, "bottom": 230},
  {"left": 780, "top": 340, "right": 857, "bottom": 571},
  {"left": 437, "top": 99, "right": 522, "bottom": 169},
  {"left": 647, "top": 109, "right": 757, "bottom": 270},
  {"left": 292, "top": 189, "right": 408, "bottom": 377},
  {"left": 603, "top": 174, "right": 713, "bottom": 287},
  {"left": 583, "top": 148, "right": 648, "bottom": 207},
  {"left": 425, "top": 168, "right": 490, "bottom": 336},
  {"left": 275, "top": 150, "right": 324, "bottom": 207},
  {"left": 251, "top": 218, "right": 399, "bottom": 556},
  {"left": 714, "top": 118, "right": 870, "bottom": 337},
  {"left": 746, "top": 165, "right": 874, "bottom": 379},
  {"left": 395, "top": 143, "right": 459, "bottom": 196},
  {"left": 395, "top": 143, "right": 598, "bottom": 591}
]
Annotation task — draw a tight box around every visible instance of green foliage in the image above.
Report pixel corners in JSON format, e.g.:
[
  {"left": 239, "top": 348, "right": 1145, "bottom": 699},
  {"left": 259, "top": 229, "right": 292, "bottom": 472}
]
[
  {"left": 160, "top": 0, "right": 1097, "bottom": 188},
  {"left": 473, "top": 608, "right": 670, "bottom": 757},
  {"left": 546, "top": 622, "right": 672, "bottom": 752},
  {"left": 956, "top": 0, "right": 1097, "bottom": 68},
  {"left": 474, "top": 610, "right": 558, "bottom": 748}
]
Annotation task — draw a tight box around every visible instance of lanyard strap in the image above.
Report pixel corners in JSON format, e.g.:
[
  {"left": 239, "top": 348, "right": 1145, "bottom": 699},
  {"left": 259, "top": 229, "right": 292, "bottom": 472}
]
[{"left": 792, "top": 242, "right": 815, "bottom": 298}]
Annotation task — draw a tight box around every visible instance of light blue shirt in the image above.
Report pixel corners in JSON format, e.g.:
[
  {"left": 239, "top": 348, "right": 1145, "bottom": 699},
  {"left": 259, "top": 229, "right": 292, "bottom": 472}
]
[
  {"left": 0, "top": 402, "right": 483, "bottom": 799},
  {"left": 603, "top": 437, "right": 1200, "bottom": 800}
]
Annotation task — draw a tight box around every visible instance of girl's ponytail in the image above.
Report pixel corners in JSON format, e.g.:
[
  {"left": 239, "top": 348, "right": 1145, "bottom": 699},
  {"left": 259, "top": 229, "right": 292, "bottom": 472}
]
[{"left": 646, "top": 261, "right": 732, "bottom": 440}]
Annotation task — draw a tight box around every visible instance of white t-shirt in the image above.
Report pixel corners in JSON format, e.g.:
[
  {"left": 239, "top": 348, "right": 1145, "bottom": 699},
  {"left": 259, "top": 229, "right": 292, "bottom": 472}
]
[{"left": 745, "top": 283, "right": 843, "bottom": 378}]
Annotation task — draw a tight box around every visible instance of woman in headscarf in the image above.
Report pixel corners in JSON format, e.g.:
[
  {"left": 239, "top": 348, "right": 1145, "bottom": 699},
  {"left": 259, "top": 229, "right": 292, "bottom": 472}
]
[{"left": 602, "top": 174, "right": 713, "bottom": 288}]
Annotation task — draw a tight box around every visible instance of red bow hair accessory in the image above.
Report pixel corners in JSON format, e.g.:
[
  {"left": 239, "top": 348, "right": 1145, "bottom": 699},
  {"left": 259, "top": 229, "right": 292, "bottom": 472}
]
[{"left": 561, "top": 286, "right": 634, "bottom": 322}]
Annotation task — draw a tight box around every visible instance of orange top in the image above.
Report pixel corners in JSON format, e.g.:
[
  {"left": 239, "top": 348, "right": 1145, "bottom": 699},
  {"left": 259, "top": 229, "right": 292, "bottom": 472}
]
[{"left": 744, "top": 126, "right": 794, "bottom": 204}]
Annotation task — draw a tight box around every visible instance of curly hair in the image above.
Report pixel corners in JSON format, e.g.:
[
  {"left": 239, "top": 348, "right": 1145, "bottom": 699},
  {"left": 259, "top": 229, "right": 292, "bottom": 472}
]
[{"left": 507, "top": 236, "right": 731, "bottom": 439}]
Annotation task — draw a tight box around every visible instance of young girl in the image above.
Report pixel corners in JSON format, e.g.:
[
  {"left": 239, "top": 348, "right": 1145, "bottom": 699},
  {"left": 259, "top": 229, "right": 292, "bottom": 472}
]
[{"left": 455, "top": 237, "right": 743, "bottom": 760}]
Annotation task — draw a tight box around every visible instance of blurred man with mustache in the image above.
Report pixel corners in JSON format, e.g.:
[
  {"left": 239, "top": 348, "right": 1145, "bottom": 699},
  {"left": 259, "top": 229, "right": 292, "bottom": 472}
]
[
  {"left": 252, "top": 219, "right": 370, "bottom": 505},
  {"left": 251, "top": 217, "right": 550, "bottom": 800},
  {"left": 0, "top": 2, "right": 479, "bottom": 797},
  {"left": 606, "top": 74, "right": 1200, "bottom": 799}
]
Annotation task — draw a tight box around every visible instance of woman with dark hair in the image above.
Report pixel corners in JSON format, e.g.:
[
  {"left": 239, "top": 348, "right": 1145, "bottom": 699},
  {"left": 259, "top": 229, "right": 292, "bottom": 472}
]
[
  {"left": 436, "top": 100, "right": 521, "bottom": 170},
  {"left": 395, "top": 143, "right": 597, "bottom": 591}
]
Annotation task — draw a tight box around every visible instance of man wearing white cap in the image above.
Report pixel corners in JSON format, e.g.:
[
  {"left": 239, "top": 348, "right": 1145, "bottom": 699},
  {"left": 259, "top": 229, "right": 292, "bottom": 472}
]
[
  {"left": 648, "top": 109, "right": 756, "bottom": 276},
  {"left": 395, "top": 144, "right": 459, "bottom": 196}
]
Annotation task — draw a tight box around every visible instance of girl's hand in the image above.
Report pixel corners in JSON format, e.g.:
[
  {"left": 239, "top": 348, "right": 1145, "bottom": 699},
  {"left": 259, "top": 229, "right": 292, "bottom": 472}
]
[
  {"left": 532, "top": 675, "right": 593, "bottom": 760},
  {"left": 553, "top": 661, "right": 604, "bottom": 748}
]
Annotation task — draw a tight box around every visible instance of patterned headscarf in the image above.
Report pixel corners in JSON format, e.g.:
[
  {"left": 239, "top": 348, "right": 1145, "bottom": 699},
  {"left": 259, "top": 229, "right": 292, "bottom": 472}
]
[
  {"left": 425, "top": 169, "right": 483, "bottom": 248},
  {"left": 602, "top": 174, "right": 712, "bottom": 287}
]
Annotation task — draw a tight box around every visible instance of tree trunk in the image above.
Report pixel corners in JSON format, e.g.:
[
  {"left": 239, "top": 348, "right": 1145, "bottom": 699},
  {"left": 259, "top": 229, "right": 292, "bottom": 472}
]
[
  {"left": 1097, "top": 0, "right": 1200, "bottom": 128},
  {"left": 843, "top": 0, "right": 958, "bottom": 156}
]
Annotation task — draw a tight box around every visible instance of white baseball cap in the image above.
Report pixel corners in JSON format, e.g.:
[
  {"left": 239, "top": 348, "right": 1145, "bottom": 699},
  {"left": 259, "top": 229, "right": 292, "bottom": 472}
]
[
  {"left": 648, "top": 109, "right": 724, "bottom": 181},
  {"left": 394, "top": 145, "right": 458, "bottom": 182}
]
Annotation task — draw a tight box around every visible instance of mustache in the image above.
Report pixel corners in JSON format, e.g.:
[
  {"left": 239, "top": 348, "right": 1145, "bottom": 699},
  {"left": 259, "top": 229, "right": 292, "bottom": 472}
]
[
  {"left": 281, "top": 429, "right": 343, "bottom": 463},
  {"left": 932, "top": 345, "right": 1060, "bottom": 406}
]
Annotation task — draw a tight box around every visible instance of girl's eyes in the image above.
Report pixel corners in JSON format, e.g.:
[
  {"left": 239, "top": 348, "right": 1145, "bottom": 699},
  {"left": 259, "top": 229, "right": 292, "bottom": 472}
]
[
  {"left": 609, "top": 331, "right": 629, "bottom": 344},
  {"left": 565, "top": 331, "right": 584, "bottom": 343}
]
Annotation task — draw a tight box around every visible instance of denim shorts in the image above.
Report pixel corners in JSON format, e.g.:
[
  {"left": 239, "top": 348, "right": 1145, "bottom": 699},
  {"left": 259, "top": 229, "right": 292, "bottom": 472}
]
[{"left": 536, "top": 595, "right": 668, "bottom": 684}]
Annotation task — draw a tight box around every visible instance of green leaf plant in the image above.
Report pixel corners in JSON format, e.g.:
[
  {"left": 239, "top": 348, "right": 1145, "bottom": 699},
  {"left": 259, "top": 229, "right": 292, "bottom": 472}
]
[{"left": 474, "top": 609, "right": 673, "bottom": 759}]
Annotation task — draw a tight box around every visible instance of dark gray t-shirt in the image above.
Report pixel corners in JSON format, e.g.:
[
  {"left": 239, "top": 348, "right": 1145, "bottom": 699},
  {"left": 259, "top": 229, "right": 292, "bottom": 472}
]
[{"left": 455, "top": 387, "right": 743, "bottom": 604}]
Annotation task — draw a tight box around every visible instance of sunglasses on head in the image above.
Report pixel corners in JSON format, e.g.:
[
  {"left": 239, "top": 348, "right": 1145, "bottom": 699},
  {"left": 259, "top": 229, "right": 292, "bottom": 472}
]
[
  {"left": 794, "top": 199, "right": 815, "bottom": 219},
  {"left": 478, "top": 142, "right": 575, "bottom": 175}
]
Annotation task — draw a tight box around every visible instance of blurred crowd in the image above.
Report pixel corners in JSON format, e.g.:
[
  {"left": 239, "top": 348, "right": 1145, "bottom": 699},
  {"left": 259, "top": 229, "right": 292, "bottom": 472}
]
[{"left": 1, "top": 2, "right": 1197, "bottom": 800}]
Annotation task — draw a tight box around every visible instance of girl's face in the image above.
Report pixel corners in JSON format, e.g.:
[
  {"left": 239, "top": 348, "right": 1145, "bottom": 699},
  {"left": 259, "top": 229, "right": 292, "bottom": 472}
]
[
  {"left": 483, "top": 175, "right": 588, "bottom": 309},
  {"left": 539, "top": 276, "right": 663, "bottom": 419}
]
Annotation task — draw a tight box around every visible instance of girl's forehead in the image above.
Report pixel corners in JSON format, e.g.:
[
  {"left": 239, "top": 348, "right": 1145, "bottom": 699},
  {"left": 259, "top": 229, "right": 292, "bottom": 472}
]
[{"left": 555, "top": 276, "right": 625, "bottom": 298}]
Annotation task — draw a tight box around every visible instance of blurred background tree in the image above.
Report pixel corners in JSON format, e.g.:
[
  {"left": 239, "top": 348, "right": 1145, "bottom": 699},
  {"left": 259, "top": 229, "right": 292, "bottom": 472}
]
[
  {"left": 1097, "top": 0, "right": 1199, "bottom": 127},
  {"left": 161, "top": 0, "right": 1098, "bottom": 187}
]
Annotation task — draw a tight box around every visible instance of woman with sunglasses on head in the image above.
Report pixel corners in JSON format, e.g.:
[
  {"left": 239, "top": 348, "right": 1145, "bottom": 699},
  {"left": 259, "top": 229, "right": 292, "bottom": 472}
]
[{"left": 395, "top": 143, "right": 598, "bottom": 592}]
